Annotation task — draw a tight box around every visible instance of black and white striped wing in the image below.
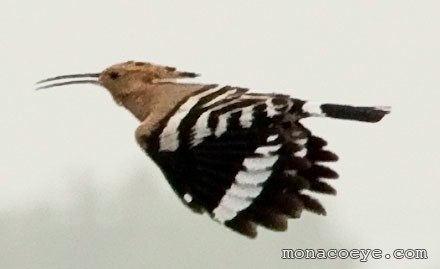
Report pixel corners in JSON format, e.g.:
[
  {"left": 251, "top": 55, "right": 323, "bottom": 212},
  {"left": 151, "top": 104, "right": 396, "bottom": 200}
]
[{"left": 140, "top": 85, "right": 338, "bottom": 238}]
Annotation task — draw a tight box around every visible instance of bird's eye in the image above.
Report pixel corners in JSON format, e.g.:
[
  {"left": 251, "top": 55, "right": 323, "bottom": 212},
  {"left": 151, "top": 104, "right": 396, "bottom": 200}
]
[{"left": 109, "top": 71, "right": 119, "bottom": 80}]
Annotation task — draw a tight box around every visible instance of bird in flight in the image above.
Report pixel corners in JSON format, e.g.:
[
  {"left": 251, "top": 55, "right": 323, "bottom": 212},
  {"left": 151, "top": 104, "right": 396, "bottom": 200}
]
[{"left": 36, "top": 61, "right": 390, "bottom": 238}]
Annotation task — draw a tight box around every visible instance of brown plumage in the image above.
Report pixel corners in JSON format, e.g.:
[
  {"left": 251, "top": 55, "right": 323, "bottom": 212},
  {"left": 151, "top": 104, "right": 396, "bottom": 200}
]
[{"left": 37, "top": 60, "right": 390, "bottom": 238}]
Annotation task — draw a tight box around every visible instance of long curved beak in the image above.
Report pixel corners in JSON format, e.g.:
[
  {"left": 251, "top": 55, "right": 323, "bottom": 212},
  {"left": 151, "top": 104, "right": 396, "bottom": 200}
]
[{"left": 35, "top": 73, "right": 101, "bottom": 90}]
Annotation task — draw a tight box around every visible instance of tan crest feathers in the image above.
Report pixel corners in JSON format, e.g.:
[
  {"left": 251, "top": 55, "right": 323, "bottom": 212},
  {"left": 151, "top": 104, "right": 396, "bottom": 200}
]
[{"left": 106, "top": 61, "right": 200, "bottom": 83}]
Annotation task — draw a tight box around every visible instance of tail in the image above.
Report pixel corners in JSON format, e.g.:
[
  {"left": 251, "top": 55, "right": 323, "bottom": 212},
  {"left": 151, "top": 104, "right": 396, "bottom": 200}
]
[{"left": 298, "top": 101, "right": 391, "bottom": 123}]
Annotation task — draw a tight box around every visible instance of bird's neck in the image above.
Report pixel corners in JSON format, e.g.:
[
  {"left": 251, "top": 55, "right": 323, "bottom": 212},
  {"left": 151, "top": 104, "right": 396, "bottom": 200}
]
[
  {"left": 113, "top": 90, "right": 152, "bottom": 121},
  {"left": 112, "top": 83, "right": 205, "bottom": 124}
]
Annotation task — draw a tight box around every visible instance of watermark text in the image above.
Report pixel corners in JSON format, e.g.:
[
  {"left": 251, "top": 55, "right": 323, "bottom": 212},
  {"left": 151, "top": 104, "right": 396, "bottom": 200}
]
[{"left": 281, "top": 248, "right": 428, "bottom": 262}]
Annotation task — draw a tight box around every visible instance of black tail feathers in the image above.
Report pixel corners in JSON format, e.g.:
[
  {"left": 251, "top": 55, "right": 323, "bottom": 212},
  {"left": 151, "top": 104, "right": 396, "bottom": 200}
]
[
  {"left": 320, "top": 104, "right": 390, "bottom": 122},
  {"left": 300, "top": 101, "right": 390, "bottom": 123}
]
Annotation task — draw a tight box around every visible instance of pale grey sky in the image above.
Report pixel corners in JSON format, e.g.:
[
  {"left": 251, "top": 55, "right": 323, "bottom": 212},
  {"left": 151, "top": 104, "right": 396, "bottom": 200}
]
[{"left": 1, "top": 1, "right": 439, "bottom": 268}]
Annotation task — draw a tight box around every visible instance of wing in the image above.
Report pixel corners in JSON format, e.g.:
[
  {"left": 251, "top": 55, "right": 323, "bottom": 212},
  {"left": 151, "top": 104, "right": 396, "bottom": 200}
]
[{"left": 138, "top": 85, "right": 339, "bottom": 238}]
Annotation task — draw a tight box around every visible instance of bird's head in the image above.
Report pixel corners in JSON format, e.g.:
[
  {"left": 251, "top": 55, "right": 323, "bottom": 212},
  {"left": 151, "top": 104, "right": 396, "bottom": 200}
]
[{"left": 36, "top": 61, "right": 199, "bottom": 98}]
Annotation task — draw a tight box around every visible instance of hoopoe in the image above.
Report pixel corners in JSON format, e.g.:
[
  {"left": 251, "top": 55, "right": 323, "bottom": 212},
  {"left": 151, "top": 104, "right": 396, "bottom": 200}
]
[{"left": 37, "top": 61, "right": 390, "bottom": 238}]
